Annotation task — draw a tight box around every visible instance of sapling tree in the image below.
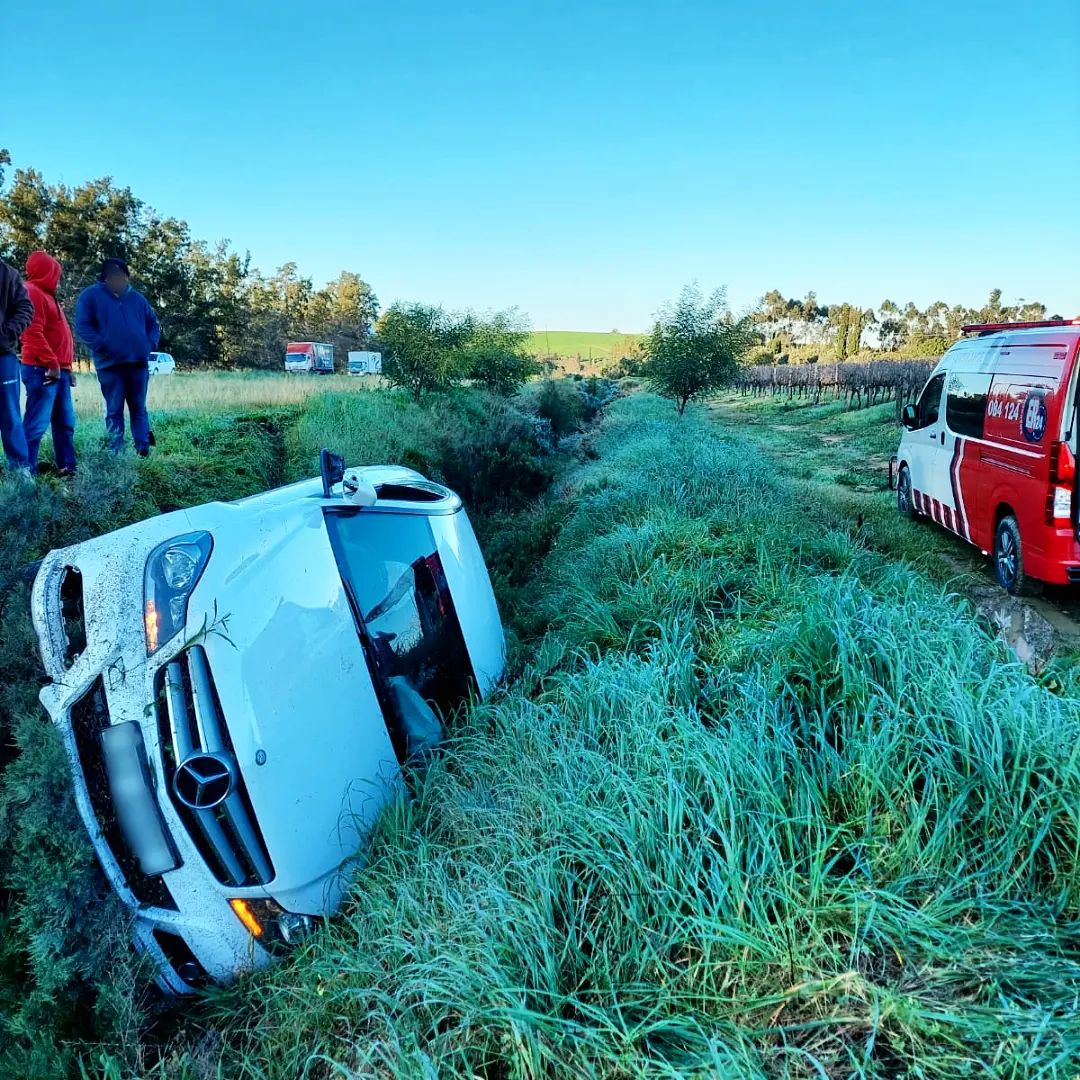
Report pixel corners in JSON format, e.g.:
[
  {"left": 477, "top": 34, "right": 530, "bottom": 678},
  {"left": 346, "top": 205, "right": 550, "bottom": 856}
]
[
  {"left": 459, "top": 309, "right": 539, "bottom": 395},
  {"left": 376, "top": 302, "right": 470, "bottom": 401},
  {"left": 643, "top": 284, "right": 757, "bottom": 415}
]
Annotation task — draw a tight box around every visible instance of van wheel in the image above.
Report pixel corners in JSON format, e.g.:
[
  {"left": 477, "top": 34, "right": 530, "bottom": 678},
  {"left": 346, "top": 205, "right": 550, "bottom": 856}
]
[
  {"left": 896, "top": 466, "right": 917, "bottom": 519},
  {"left": 994, "top": 516, "right": 1041, "bottom": 596}
]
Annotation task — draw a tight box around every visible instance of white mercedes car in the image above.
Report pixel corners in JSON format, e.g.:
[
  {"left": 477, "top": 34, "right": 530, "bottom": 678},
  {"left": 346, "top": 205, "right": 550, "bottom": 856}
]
[{"left": 32, "top": 455, "right": 504, "bottom": 992}]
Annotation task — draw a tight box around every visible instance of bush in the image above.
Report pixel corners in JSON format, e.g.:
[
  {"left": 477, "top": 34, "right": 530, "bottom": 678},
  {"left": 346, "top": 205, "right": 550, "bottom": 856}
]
[
  {"left": 533, "top": 378, "right": 586, "bottom": 438},
  {"left": 432, "top": 397, "right": 554, "bottom": 510}
]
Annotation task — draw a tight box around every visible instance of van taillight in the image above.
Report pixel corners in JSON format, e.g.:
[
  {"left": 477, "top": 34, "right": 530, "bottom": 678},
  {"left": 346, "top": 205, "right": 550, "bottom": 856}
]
[{"left": 1050, "top": 442, "right": 1075, "bottom": 485}]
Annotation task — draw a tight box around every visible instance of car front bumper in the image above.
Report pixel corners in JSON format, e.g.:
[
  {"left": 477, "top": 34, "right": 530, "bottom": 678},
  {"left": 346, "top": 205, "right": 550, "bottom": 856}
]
[{"left": 32, "top": 551, "right": 271, "bottom": 993}]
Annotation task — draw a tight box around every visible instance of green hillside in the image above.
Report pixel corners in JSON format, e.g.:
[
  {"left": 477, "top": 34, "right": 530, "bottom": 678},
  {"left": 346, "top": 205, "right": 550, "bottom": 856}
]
[{"left": 527, "top": 329, "right": 643, "bottom": 361}]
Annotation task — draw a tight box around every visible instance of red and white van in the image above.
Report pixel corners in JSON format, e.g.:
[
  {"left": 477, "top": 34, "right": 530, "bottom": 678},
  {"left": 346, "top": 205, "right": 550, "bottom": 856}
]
[{"left": 895, "top": 319, "right": 1080, "bottom": 594}]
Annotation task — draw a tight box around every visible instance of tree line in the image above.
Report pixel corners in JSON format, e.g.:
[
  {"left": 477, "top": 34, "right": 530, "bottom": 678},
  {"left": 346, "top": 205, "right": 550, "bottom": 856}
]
[
  {"left": 0, "top": 152, "right": 543, "bottom": 392},
  {"left": 0, "top": 151, "right": 379, "bottom": 369},
  {"left": 753, "top": 288, "right": 1061, "bottom": 361},
  {"left": 1, "top": 152, "right": 1056, "bottom": 400}
]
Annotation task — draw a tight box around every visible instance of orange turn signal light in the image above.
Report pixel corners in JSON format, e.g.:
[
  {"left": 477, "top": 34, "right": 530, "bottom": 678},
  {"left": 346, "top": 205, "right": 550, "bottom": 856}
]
[
  {"left": 144, "top": 599, "right": 160, "bottom": 654},
  {"left": 229, "top": 898, "right": 265, "bottom": 938}
]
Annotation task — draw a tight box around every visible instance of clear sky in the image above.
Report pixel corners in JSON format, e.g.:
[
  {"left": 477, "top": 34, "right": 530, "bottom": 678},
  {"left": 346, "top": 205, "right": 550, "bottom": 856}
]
[{"left": 5, "top": 0, "right": 1079, "bottom": 329}]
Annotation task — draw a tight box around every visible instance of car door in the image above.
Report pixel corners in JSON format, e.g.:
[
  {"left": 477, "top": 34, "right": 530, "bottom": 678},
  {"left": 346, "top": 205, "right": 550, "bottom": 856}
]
[{"left": 906, "top": 372, "right": 954, "bottom": 525}]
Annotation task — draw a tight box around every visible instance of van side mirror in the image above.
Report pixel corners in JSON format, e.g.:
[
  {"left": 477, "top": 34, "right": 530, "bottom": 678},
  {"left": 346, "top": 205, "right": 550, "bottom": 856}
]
[{"left": 901, "top": 403, "right": 917, "bottom": 429}]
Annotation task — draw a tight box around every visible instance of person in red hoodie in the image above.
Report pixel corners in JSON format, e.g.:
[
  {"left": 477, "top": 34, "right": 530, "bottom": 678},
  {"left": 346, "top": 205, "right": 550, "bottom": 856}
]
[{"left": 21, "top": 251, "right": 77, "bottom": 475}]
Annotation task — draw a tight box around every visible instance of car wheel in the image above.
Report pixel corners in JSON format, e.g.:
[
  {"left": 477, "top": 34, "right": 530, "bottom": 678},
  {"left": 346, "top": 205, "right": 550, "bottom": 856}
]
[
  {"left": 896, "top": 465, "right": 917, "bottom": 519},
  {"left": 994, "top": 515, "right": 1041, "bottom": 596}
]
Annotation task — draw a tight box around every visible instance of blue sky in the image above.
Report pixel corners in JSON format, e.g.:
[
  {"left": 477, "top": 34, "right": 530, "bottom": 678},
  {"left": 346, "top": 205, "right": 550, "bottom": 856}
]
[{"left": 6, "top": 0, "right": 1079, "bottom": 329}]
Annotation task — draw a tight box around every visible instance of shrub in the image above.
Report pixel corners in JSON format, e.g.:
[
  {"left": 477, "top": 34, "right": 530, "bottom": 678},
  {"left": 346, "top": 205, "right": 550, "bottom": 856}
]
[
  {"left": 533, "top": 378, "right": 585, "bottom": 438},
  {"left": 376, "top": 302, "right": 469, "bottom": 401},
  {"left": 459, "top": 311, "right": 540, "bottom": 396},
  {"left": 432, "top": 397, "right": 554, "bottom": 510}
]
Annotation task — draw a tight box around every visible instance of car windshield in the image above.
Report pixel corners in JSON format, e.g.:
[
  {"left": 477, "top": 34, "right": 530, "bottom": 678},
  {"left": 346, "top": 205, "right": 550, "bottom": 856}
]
[{"left": 323, "top": 511, "right": 475, "bottom": 754}]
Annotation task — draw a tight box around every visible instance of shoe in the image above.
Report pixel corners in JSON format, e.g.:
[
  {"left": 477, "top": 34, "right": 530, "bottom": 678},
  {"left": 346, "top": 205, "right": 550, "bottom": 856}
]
[
  {"left": 58, "top": 468, "right": 77, "bottom": 480},
  {"left": 137, "top": 448, "right": 149, "bottom": 458}
]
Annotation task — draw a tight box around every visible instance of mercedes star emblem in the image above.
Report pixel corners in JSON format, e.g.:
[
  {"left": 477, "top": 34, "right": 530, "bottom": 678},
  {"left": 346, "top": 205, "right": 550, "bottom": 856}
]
[{"left": 173, "top": 752, "right": 236, "bottom": 809}]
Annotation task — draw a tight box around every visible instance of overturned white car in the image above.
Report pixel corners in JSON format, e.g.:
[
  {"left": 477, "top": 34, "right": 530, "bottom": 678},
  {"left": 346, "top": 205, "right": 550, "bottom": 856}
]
[{"left": 32, "top": 455, "right": 505, "bottom": 993}]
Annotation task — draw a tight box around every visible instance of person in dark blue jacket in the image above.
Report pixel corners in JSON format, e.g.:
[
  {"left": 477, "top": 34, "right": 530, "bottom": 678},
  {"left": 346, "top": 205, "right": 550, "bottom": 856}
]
[{"left": 75, "top": 258, "right": 161, "bottom": 455}]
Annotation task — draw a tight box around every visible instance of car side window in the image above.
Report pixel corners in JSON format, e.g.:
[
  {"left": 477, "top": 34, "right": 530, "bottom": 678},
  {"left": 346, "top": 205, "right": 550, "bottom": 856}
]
[{"left": 916, "top": 373, "right": 945, "bottom": 428}]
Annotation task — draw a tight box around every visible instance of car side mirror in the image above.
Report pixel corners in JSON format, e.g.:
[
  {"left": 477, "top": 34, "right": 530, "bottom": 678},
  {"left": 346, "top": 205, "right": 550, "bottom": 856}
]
[
  {"left": 320, "top": 448, "right": 345, "bottom": 497},
  {"left": 901, "top": 403, "right": 917, "bottom": 429}
]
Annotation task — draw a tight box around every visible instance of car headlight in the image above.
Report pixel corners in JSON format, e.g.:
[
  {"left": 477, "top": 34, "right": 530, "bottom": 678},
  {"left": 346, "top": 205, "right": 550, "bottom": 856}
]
[{"left": 144, "top": 532, "right": 213, "bottom": 655}]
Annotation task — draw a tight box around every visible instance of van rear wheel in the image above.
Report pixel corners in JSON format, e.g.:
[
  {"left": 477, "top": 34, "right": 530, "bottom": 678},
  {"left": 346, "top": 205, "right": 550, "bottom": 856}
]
[{"left": 994, "top": 515, "right": 1041, "bottom": 597}]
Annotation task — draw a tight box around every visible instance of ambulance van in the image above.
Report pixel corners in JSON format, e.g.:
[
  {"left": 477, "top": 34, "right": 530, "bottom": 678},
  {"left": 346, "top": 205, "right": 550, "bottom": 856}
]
[{"left": 895, "top": 319, "right": 1080, "bottom": 595}]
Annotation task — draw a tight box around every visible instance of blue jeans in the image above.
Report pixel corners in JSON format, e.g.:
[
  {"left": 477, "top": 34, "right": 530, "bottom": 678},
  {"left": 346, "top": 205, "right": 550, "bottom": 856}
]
[
  {"left": 21, "top": 365, "right": 77, "bottom": 473},
  {"left": 0, "top": 351, "right": 30, "bottom": 471},
  {"left": 97, "top": 363, "right": 150, "bottom": 453}
]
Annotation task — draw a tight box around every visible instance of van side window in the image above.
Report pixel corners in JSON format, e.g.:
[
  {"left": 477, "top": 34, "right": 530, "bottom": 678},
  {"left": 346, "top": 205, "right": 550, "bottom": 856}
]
[
  {"left": 916, "top": 373, "right": 945, "bottom": 428},
  {"left": 946, "top": 372, "right": 992, "bottom": 439}
]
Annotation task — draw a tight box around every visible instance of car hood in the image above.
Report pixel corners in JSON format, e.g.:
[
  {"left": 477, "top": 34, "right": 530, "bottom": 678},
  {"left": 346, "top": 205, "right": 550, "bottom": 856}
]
[{"left": 185, "top": 489, "right": 403, "bottom": 914}]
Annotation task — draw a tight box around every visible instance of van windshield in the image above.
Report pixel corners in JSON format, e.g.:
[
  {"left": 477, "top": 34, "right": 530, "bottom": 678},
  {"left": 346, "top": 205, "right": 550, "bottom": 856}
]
[{"left": 323, "top": 511, "right": 475, "bottom": 757}]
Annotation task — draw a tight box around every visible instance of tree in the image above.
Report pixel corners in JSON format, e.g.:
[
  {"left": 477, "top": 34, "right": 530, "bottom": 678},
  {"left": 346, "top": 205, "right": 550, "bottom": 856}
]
[
  {"left": 832, "top": 304, "right": 851, "bottom": 360},
  {"left": 305, "top": 270, "right": 380, "bottom": 359},
  {"left": 376, "top": 302, "right": 469, "bottom": 400},
  {"left": 643, "top": 284, "right": 756, "bottom": 415},
  {"left": 459, "top": 309, "right": 539, "bottom": 395}
]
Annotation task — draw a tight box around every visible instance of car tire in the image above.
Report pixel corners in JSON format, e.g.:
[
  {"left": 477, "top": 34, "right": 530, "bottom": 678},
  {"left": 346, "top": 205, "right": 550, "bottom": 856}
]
[
  {"left": 994, "top": 515, "right": 1041, "bottom": 596},
  {"left": 896, "top": 465, "right": 917, "bottom": 519}
]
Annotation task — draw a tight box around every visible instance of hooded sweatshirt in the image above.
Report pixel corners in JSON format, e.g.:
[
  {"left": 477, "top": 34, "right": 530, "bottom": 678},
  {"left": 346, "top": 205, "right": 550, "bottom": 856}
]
[
  {"left": 75, "top": 278, "right": 160, "bottom": 370},
  {"left": 22, "top": 251, "right": 74, "bottom": 370},
  {"left": 0, "top": 257, "right": 34, "bottom": 355}
]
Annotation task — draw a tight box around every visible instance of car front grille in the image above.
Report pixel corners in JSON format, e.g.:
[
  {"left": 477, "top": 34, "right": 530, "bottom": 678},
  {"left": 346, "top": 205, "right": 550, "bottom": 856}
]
[
  {"left": 69, "top": 679, "right": 178, "bottom": 910},
  {"left": 155, "top": 647, "right": 274, "bottom": 887}
]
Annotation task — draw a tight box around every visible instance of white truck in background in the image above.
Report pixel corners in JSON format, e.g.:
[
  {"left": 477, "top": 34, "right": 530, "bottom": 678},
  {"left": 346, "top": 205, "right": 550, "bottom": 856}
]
[{"left": 347, "top": 350, "right": 382, "bottom": 376}]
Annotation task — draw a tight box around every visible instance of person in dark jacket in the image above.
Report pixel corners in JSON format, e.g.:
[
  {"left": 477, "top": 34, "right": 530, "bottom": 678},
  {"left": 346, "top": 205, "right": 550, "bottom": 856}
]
[
  {"left": 21, "top": 251, "right": 77, "bottom": 475},
  {"left": 75, "top": 257, "right": 160, "bottom": 455},
  {"left": 0, "top": 256, "right": 34, "bottom": 472}
]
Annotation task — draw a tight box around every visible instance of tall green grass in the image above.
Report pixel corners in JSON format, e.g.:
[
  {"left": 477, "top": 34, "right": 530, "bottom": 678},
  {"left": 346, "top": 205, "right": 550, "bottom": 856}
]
[
  {"left": 69, "top": 371, "right": 377, "bottom": 422},
  {"left": 146, "top": 396, "right": 1079, "bottom": 1079}
]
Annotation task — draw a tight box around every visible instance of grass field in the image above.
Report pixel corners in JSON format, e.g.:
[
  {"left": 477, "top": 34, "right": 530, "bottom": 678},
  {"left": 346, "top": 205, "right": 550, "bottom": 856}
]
[
  {"left": 528, "top": 329, "right": 643, "bottom": 364},
  {"left": 68, "top": 371, "right": 378, "bottom": 423},
  {"left": 4, "top": 380, "right": 1080, "bottom": 1078}
]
